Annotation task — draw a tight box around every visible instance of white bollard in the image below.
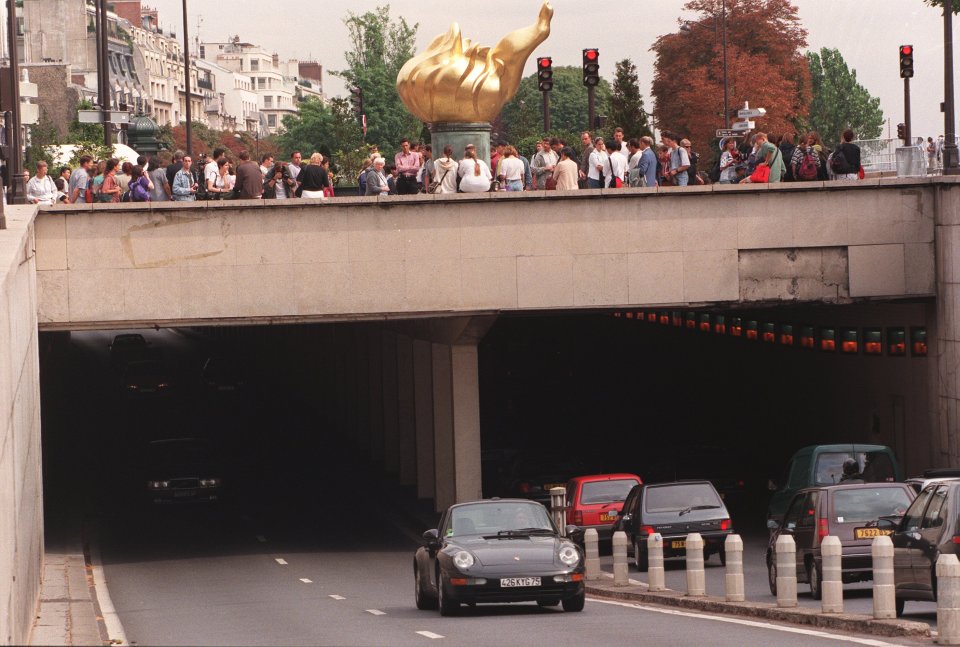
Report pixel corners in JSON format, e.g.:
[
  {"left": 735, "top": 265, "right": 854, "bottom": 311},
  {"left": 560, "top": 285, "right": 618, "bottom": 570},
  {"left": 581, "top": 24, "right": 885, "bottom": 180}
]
[
  {"left": 612, "top": 531, "right": 629, "bottom": 586},
  {"left": 549, "top": 487, "right": 567, "bottom": 535},
  {"left": 584, "top": 528, "right": 600, "bottom": 581},
  {"left": 724, "top": 534, "right": 744, "bottom": 602},
  {"left": 776, "top": 534, "right": 798, "bottom": 608},
  {"left": 872, "top": 535, "right": 895, "bottom": 619},
  {"left": 937, "top": 553, "right": 960, "bottom": 644},
  {"left": 821, "top": 536, "right": 843, "bottom": 614},
  {"left": 647, "top": 533, "right": 665, "bottom": 592},
  {"left": 686, "top": 533, "right": 705, "bottom": 597}
]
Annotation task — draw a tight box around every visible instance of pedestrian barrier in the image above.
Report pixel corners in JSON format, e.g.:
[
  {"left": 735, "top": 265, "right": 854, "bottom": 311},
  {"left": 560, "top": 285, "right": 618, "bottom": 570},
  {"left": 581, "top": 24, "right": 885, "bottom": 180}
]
[
  {"left": 549, "top": 487, "right": 566, "bottom": 534},
  {"left": 612, "top": 531, "right": 628, "bottom": 586},
  {"left": 938, "top": 553, "right": 960, "bottom": 645},
  {"left": 872, "top": 535, "right": 895, "bottom": 619},
  {"left": 821, "top": 535, "right": 843, "bottom": 613},
  {"left": 647, "top": 533, "right": 665, "bottom": 592},
  {"left": 685, "top": 533, "right": 705, "bottom": 597},
  {"left": 776, "top": 534, "right": 798, "bottom": 608},
  {"left": 724, "top": 534, "right": 744, "bottom": 602},
  {"left": 584, "top": 528, "right": 600, "bottom": 581}
]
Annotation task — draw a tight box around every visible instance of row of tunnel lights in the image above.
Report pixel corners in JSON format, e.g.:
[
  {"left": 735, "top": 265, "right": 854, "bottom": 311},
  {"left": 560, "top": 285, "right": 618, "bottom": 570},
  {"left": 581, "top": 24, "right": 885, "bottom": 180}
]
[{"left": 613, "top": 310, "right": 929, "bottom": 358}]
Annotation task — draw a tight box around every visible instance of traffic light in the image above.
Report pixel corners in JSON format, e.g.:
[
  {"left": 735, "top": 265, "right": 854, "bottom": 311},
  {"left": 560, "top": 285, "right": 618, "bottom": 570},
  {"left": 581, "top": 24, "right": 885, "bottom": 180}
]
[
  {"left": 537, "top": 57, "right": 553, "bottom": 92},
  {"left": 900, "top": 45, "right": 914, "bottom": 79},
  {"left": 349, "top": 86, "right": 364, "bottom": 118},
  {"left": 897, "top": 123, "right": 905, "bottom": 140},
  {"left": 582, "top": 48, "right": 599, "bottom": 87}
]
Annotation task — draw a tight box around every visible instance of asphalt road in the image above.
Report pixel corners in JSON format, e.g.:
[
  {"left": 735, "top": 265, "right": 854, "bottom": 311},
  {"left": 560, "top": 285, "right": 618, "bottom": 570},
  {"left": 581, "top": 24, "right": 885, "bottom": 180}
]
[{"left": 40, "top": 329, "right": 931, "bottom": 646}]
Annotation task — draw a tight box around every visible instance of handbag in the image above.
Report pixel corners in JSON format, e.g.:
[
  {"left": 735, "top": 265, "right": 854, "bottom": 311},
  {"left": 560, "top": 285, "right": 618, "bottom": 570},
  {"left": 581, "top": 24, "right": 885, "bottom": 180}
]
[
  {"left": 749, "top": 146, "right": 780, "bottom": 183},
  {"left": 428, "top": 168, "right": 450, "bottom": 194},
  {"left": 545, "top": 176, "right": 557, "bottom": 190}
]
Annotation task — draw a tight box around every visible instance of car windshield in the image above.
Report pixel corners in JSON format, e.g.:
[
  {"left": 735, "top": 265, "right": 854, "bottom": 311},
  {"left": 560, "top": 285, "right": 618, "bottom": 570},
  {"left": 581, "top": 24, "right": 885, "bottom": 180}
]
[
  {"left": 148, "top": 440, "right": 212, "bottom": 465},
  {"left": 581, "top": 479, "right": 639, "bottom": 504},
  {"left": 444, "top": 502, "right": 554, "bottom": 537},
  {"left": 126, "top": 361, "right": 166, "bottom": 379},
  {"left": 644, "top": 483, "right": 722, "bottom": 513},
  {"left": 113, "top": 335, "right": 146, "bottom": 348},
  {"left": 814, "top": 451, "right": 896, "bottom": 485},
  {"left": 832, "top": 487, "right": 913, "bottom": 523}
]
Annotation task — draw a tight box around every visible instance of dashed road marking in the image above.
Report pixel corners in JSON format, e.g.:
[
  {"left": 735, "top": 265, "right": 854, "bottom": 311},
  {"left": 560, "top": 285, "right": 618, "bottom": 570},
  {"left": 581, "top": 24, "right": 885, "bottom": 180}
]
[
  {"left": 416, "top": 630, "right": 444, "bottom": 639},
  {"left": 275, "top": 558, "right": 288, "bottom": 565},
  {"left": 256, "top": 535, "right": 267, "bottom": 543},
  {"left": 329, "top": 594, "right": 346, "bottom": 600},
  {"left": 299, "top": 578, "right": 313, "bottom": 584},
  {"left": 366, "top": 609, "right": 386, "bottom": 616}
]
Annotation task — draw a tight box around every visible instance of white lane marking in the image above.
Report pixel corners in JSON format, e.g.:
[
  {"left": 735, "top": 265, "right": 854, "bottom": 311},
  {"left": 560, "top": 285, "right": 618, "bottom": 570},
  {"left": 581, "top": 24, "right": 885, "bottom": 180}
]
[
  {"left": 256, "top": 535, "right": 267, "bottom": 543},
  {"left": 89, "top": 541, "right": 129, "bottom": 646},
  {"left": 416, "top": 630, "right": 444, "bottom": 639},
  {"left": 275, "top": 558, "right": 288, "bottom": 565},
  {"left": 590, "top": 598, "right": 909, "bottom": 646},
  {"left": 299, "top": 578, "right": 313, "bottom": 584},
  {"left": 366, "top": 609, "right": 386, "bottom": 616},
  {"left": 329, "top": 594, "right": 346, "bottom": 600}
]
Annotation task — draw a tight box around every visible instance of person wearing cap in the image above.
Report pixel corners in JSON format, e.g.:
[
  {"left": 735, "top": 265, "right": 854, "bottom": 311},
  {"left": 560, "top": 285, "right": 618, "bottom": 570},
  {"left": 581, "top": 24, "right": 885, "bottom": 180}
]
[{"left": 719, "top": 137, "right": 740, "bottom": 184}]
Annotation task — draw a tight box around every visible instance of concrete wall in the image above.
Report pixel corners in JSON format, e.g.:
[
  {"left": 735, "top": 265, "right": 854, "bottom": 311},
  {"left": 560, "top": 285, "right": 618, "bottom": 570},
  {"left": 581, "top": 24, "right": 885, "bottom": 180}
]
[
  {"left": 0, "top": 206, "right": 43, "bottom": 645},
  {"left": 33, "top": 177, "right": 941, "bottom": 330}
]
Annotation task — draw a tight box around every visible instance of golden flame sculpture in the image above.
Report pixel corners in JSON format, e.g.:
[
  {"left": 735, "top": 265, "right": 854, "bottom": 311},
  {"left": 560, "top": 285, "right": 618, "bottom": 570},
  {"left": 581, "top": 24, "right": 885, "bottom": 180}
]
[{"left": 396, "top": 2, "right": 553, "bottom": 124}]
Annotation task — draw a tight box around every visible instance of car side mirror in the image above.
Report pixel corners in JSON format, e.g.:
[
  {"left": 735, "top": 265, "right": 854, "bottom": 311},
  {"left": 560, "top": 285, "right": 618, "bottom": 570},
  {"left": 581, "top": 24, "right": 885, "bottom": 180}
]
[
  {"left": 876, "top": 517, "right": 899, "bottom": 531},
  {"left": 621, "top": 513, "right": 632, "bottom": 523},
  {"left": 766, "top": 519, "right": 779, "bottom": 530},
  {"left": 422, "top": 529, "right": 439, "bottom": 548},
  {"left": 565, "top": 525, "right": 585, "bottom": 542}
]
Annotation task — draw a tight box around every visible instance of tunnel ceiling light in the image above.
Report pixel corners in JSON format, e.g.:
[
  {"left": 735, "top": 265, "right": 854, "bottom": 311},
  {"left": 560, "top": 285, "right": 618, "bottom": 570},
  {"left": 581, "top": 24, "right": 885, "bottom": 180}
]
[
  {"left": 911, "top": 327, "right": 928, "bottom": 357},
  {"left": 762, "top": 322, "right": 776, "bottom": 344},
  {"left": 887, "top": 327, "right": 906, "bottom": 356},
  {"left": 800, "top": 325, "right": 816, "bottom": 350},
  {"left": 714, "top": 314, "right": 726, "bottom": 335},
  {"left": 729, "top": 316, "right": 743, "bottom": 337},
  {"left": 647, "top": 311, "right": 657, "bottom": 323},
  {"left": 841, "top": 328, "right": 859, "bottom": 354},
  {"left": 820, "top": 327, "right": 837, "bottom": 352},
  {"left": 699, "top": 313, "right": 711, "bottom": 332},
  {"left": 745, "top": 320, "right": 759, "bottom": 341},
  {"left": 659, "top": 311, "right": 670, "bottom": 325},
  {"left": 864, "top": 328, "right": 883, "bottom": 355},
  {"left": 685, "top": 312, "right": 698, "bottom": 330},
  {"left": 779, "top": 324, "right": 795, "bottom": 346}
]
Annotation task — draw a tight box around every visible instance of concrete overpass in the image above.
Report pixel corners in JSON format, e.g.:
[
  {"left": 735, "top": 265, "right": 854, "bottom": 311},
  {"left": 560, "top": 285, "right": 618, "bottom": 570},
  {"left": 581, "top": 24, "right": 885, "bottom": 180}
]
[{"left": 1, "top": 178, "right": 957, "bottom": 643}]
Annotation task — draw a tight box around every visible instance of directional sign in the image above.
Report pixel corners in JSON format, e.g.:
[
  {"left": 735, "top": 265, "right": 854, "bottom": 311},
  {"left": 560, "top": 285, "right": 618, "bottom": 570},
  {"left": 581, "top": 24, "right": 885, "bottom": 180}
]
[
  {"left": 716, "top": 129, "right": 740, "bottom": 138},
  {"left": 77, "top": 110, "right": 131, "bottom": 124},
  {"left": 732, "top": 120, "right": 755, "bottom": 132},
  {"left": 737, "top": 107, "right": 767, "bottom": 119}
]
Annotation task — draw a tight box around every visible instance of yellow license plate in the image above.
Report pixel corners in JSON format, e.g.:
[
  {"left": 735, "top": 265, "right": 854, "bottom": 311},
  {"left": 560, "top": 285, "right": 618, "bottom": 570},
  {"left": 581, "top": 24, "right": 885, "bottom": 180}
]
[
  {"left": 600, "top": 514, "right": 616, "bottom": 522},
  {"left": 671, "top": 540, "right": 686, "bottom": 549},
  {"left": 854, "top": 527, "right": 893, "bottom": 540}
]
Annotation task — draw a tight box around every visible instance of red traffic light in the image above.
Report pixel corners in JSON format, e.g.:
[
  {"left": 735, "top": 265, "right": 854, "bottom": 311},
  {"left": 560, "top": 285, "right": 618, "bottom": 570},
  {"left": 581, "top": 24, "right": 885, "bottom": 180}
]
[
  {"left": 539, "top": 57, "right": 552, "bottom": 68},
  {"left": 584, "top": 49, "right": 598, "bottom": 61},
  {"left": 901, "top": 45, "right": 913, "bottom": 56}
]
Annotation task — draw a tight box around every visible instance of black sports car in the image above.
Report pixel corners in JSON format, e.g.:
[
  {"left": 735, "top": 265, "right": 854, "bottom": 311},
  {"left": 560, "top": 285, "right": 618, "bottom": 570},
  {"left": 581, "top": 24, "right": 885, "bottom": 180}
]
[{"left": 413, "top": 499, "right": 585, "bottom": 616}]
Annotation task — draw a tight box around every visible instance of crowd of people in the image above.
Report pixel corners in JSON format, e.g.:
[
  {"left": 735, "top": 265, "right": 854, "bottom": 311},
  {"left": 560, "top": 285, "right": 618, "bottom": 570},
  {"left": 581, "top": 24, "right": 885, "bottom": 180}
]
[
  {"left": 27, "top": 147, "right": 333, "bottom": 206},
  {"left": 24, "top": 124, "right": 870, "bottom": 206}
]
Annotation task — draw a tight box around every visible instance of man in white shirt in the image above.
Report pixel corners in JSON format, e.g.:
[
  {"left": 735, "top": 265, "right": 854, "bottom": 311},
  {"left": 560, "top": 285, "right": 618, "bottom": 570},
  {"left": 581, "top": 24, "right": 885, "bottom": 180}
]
[
  {"left": 26, "top": 161, "right": 57, "bottom": 205},
  {"left": 606, "top": 144, "right": 628, "bottom": 187},
  {"left": 612, "top": 127, "right": 629, "bottom": 157},
  {"left": 288, "top": 151, "right": 302, "bottom": 182},
  {"left": 260, "top": 154, "right": 274, "bottom": 177},
  {"left": 204, "top": 148, "right": 225, "bottom": 192}
]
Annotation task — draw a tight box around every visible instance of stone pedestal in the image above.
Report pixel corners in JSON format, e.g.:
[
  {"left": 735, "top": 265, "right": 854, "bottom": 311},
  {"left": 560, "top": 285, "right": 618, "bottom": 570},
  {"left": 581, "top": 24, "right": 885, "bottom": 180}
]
[{"left": 429, "top": 122, "right": 491, "bottom": 166}]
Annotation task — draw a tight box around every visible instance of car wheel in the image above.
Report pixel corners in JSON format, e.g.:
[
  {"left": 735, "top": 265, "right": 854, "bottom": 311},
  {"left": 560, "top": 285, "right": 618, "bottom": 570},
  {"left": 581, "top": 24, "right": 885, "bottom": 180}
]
[
  {"left": 808, "top": 560, "right": 823, "bottom": 601},
  {"left": 767, "top": 554, "right": 778, "bottom": 596},
  {"left": 437, "top": 573, "right": 459, "bottom": 617},
  {"left": 537, "top": 600, "right": 560, "bottom": 607},
  {"left": 634, "top": 539, "right": 648, "bottom": 572},
  {"left": 562, "top": 590, "right": 585, "bottom": 612},
  {"left": 896, "top": 597, "right": 905, "bottom": 617},
  {"left": 414, "top": 563, "right": 437, "bottom": 610}
]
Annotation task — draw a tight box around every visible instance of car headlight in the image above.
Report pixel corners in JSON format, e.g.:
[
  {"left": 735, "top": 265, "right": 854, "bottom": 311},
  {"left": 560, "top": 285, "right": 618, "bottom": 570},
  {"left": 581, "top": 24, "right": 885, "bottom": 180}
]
[
  {"left": 558, "top": 544, "right": 580, "bottom": 567},
  {"left": 453, "top": 550, "right": 475, "bottom": 569},
  {"left": 147, "top": 480, "right": 170, "bottom": 489},
  {"left": 200, "top": 478, "right": 221, "bottom": 487}
]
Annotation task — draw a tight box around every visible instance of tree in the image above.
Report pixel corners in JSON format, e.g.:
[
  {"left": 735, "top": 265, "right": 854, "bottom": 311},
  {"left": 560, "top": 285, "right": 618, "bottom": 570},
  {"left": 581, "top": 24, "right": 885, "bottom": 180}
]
[
  {"left": 68, "top": 99, "right": 104, "bottom": 143},
  {"left": 610, "top": 59, "right": 651, "bottom": 140},
  {"left": 25, "top": 108, "right": 58, "bottom": 170},
  {"left": 651, "top": 0, "right": 811, "bottom": 156},
  {"left": 500, "top": 66, "right": 612, "bottom": 141},
  {"left": 925, "top": 0, "right": 960, "bottom": 13},
  {"left": 277, "top": 97, "right": 363, "bottom": 161},
  {"left": 805, "top": 48, "right": 883, "bottom": 146},
  {"left": 335, "top": 6, "right": 422, "bottom": 151}
]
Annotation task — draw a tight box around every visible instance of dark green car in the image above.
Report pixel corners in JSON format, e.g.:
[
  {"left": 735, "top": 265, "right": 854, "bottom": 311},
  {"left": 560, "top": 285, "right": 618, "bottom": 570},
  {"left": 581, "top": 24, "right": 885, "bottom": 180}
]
[{"left": 767, "top": 444, "right": 903, "bottom": 526}]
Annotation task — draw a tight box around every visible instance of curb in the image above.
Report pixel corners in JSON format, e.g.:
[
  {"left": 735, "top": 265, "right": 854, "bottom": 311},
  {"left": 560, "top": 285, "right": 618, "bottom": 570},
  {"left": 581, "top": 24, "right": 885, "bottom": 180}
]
[{"left": 585, "top": 582, "right": 931, "bottom": 640}]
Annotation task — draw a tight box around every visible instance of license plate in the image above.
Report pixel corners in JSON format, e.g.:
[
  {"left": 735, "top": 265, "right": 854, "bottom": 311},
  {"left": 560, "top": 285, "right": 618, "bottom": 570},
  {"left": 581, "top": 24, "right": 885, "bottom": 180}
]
[
  {"left": 500, "top": 577, "right": 541, "bottom": 588},
  {"left": 600, "top": 513, "right": 617, "bottom": 522},
  {"left": 174, "top": 489, "right": 196, "bottom": 498},
  {"left": 854, "top": 527, "right": 893, "bottom": 539},
  {"left": 671, "top": 540, "right": 686, "bottom": 549},
  {"left": 218, "top": 385, "right": 235, "bottom": 391}
]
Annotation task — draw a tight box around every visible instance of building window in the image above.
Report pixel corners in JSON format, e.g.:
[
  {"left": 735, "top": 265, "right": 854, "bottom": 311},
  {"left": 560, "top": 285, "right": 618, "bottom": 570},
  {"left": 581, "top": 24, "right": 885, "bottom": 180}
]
[
  {"left": 250, "top": 59, "right": 259, "bottom": 71},
  {"left": 263, "top": 96, "right": 272, "bottom": 108},
  {"left": 268, "top": 114, "right": 277, "bottom": 127}
]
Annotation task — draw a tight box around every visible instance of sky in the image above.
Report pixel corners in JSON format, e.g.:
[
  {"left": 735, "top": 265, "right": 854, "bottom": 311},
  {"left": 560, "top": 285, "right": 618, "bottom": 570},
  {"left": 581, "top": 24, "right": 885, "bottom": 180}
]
[{"left": 144, "top": 0, "right": 955, "bottom": 141}]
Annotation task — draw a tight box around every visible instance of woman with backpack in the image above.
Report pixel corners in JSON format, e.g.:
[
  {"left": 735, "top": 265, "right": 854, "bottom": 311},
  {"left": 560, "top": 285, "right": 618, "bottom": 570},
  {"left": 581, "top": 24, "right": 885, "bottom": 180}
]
[
  {"left": 99, "top": 159, "right": 122, "bottom": 203},
  {"left": 830, "top": 129, "right": 861, "bottom": 181},
  {"left": 791, "top": 132, "right": 827, "bottom": 182},
  {"left": 128, "top": 165, "right": 152, "bottom": 202}
]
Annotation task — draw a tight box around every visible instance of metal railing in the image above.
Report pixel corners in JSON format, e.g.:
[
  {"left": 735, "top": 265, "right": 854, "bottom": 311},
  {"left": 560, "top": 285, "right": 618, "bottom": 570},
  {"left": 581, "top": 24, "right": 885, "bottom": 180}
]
[{"left": 855, "top": 137, "right": 924, "bottom": 173}]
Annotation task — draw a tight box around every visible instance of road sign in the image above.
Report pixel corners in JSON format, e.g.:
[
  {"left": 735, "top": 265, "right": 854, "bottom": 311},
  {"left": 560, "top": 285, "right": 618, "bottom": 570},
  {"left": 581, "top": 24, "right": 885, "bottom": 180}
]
[
  {"left": 77, "top": 110, "right": 130, "bottom": 124},
  {"left": 737, "top": 108, "right": 767, "bottom": 119},
  {"left": 716, "top": 129, "right": 740, "bottom": 138},
  {"left": 732, "top": 120, "right": 755, "bottom": 132}
]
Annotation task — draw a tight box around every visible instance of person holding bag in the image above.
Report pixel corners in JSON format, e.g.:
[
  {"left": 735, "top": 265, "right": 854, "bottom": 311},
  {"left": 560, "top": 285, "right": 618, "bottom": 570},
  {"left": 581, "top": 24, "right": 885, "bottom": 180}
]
[{"left": 743, "top": 132, "right": 783, "bottom": 184}]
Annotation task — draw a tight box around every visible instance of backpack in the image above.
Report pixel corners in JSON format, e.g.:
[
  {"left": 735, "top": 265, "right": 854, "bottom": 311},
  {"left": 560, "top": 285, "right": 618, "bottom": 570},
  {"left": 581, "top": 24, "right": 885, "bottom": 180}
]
[
  {"left": 708, "top": 155, "right": 722, "bottom": 183},
  {"left": 131, "top": 178, "right": 150, "bottom": 202},
  {"left": 120, "top": 190, "right": 131, "bottom": 202},
  {"left": 830, "top": 147, "right": 851, "bottom": 175},
  {"left": 797, "top": 149, "right": 819, "bottom": 181}
]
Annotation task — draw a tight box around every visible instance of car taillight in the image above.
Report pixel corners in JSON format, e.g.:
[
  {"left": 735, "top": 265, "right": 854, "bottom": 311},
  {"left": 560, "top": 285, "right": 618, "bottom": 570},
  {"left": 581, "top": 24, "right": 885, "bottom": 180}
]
[
  {"left": 818, "top": 518, "right": 829, "bottom": 543},
  {"left": 574, "top": 510, "right": 583, "bottom": 526},
  {"left": 639, "top": 525, "right": 656, "bottom": 536},
  {"left": 952, "top": 536, "right": 960, "bottom": 545},
  {"left": 518, "top": 482, "right": 531, "bottom": 493},
  {"left": 720, "top": 519, "right": 731, "bottom": 531}
]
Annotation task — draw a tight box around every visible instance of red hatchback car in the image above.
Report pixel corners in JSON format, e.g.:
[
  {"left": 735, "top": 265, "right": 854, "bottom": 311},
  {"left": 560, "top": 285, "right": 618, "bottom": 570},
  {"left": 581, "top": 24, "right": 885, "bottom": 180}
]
[{"left": 566, "top": 474, "right": 643, "bottom": 541}]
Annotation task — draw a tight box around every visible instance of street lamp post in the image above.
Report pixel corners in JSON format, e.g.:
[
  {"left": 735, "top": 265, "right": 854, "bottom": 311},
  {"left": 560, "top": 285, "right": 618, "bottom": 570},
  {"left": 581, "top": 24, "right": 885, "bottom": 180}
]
[
  {"left": 182, "top": 0, "right": 193, "bottom": 157},
  {"left": 944, "top": 0, "right": 959, "bottom": 174},
  {"left": 6, "top": 0, "right": 24, "bottom": 204},
  {"left": 721, "top": 0, "right": 729, "bottom": 129}
]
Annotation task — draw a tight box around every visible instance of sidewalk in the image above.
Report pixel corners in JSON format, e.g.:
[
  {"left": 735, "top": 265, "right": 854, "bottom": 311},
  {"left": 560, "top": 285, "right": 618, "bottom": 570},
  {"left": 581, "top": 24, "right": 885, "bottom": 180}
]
[
  {"left": 29, "top": 549, "right": 104, "bottom": 646},
  {"left": 585, "top": 572, "right": 932, "bottom": 641}
]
